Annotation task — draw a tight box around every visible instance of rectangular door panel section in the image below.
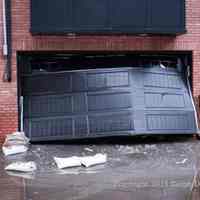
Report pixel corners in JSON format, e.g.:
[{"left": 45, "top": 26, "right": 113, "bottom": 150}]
[
  {"left": 88, "top": 112, "right": 134, "bottom": 134},
  {"left": 25, "top": 117, "right": 73, "bottom": 139},
  {"left": 22, "top": 73, "right": 72, "bottom": 95},
  {"left": 144, "top": 91, "right": 185, "bottom": 109},
  {"left": 23, "top": 69, "right": 131, "bottom": 95},
  {"left": 145, "top": 111, "right": 196, "bottom": 133},
  {"left": 87, "top": 70, "right": 130, "bottom": 90},
  {"left": 24, "top": 94, "right": 87, "bottom": 118},
  {"left": 88, "top": 91, "right": 132, "bottom": 112},
  {"left": 143, "top": 72, "right": 183, "bottom": 89}
]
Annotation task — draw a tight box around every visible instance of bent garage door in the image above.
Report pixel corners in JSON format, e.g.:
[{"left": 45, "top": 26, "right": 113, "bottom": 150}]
[{"left": 21, "top": 56, "right": 197, "bottom": 141}]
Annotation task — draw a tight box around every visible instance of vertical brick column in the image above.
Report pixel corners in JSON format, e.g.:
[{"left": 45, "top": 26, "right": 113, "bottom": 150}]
[{"left": 0, "top": 62, "right": 18, "bottom": 143}]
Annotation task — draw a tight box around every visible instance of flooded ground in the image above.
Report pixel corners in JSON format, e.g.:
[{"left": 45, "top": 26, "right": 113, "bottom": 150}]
[{"left": 1, "top": 136, "right": 200, "bottom": 200}]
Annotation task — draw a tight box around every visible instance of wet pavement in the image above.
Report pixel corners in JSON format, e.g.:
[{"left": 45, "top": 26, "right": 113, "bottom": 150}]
[{"left": 1, "top": 136, "right": 200, "bottom": 200}]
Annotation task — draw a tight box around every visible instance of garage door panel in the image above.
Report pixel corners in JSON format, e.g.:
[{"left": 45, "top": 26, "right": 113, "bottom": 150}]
[
  {"left": 144, "top": 72, "right": 183, "bottom": 89},
  {"left": 25, "top": 89, "right": 133, "bottom": 118},
  {"left": 88, "top": 91, "right": 132, "bottom": 111},
  {"left": 23, "top": 73, "right": 72, "bottom": 95},
  {"left": 23, "top": 66, "right": 197, "bottom": 141},
  {"left": 144, "top": 92, "right": 185, "bottom": 108},
  {"left": 145, "top": 111, "right": 196, "bottom": 132},
  {"left": 25, "top": 117, "right": 74, "bottom": 139},
  {"left": 72, "top": 73, "right": 87, "bottom": 91},
  {"left": 24, "top": 94, "right": 87, "bottom": 118},
  {"left": 24, "top": 69, "right": 131, "bottom": 95},
  {"left": 24, "top": 95, "right": 73, "bottom": 118},
  {"left": 73, "top": 94, "right": 87, "bottom": 113},
  {"left": 87, "top": 70, "right": 130, "bottom": 90},
  {"left": 143, "top": 66, "right": 181, "bottom": 74},
  {"left": 25, "top": 112, "right": 136, "bottom": 139},
  {"left": 74, "top": 117, "right": 88, "bottom": 137},
  {"left": 131, "top": 68, "right": 145, "bottom": 89},
  {"left": 88, "top": 112, "right": 134, "bottom": 134}
]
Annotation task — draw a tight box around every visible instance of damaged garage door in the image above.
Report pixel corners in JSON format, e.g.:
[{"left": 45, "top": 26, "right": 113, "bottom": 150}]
[{"left": 22, "top": 66, "right": 197, "bottom": 141}]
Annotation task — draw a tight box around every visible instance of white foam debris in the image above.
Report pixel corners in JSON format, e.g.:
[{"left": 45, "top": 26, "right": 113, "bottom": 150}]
[
  {"left": 176, "top": 158, "right": 188, "bottom": 165},
  {"left": 160, "top": 63, "right": 166, "bottom": 69},
  {"left": 5, "top": 132, "right": 29, "bottom": 144},
  {"left": 84, "top": 147, "right": 94, "bottom": 152},
  {"left": 2, "top": 145, "right": 28, "bottom": 156},
  {"left": 54, "top": 156, "right": 82, "bottom": 169},
  {"left": 2, "top": 132, "right": 29, "bottom": 156},
  {"left": 54, "top": 154, "right": 107, "bottom": 169},
  {"left": 80, "top": 154, "right": 107, "bottom": 168},
  {"left": 118, "top": 145, "right": 141, "bottom": 154},
  {"left": 5, "top": 161, "right": 37, "bottom": 172},
  {"left": 144, "top": 144, "right": 157, "bottom": 150}
]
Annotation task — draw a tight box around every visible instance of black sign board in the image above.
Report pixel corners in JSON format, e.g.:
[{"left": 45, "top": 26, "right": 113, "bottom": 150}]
[{"left": 31, "top": 0, "right": 186, "bottom": 35}]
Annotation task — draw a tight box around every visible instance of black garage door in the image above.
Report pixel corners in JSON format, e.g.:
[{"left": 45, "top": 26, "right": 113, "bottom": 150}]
[{"left": 22, "top": 65, "right": 197, "bottom": 141}]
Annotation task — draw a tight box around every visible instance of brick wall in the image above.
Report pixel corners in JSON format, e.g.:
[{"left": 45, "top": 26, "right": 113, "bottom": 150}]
[
  {"left": 0, "top": 0, "right": 18, "bottom": 144},
  {"left": 1, "top": 0, "right": 200, "bottom": 142}
]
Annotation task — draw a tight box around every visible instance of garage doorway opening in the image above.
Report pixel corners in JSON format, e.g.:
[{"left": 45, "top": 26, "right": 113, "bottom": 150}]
[
  {"left": 18, "top": 52, "right": 191, "bottom": 74},
  {"left": 17, "top": 52, "right": 196, "bottom": 142}
]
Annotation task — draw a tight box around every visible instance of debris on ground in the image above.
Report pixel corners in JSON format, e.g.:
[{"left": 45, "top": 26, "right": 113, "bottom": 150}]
[
  {"left": 54, "top": 156, "right": 82, "bottom": 169},
  {"left": 80, "top": 154, "right": 107, "bottom": 167},
  {"left": 176, "top": 158, "right": 188, "bottom": 165},
  {"left": 84, "top": 147, "right": 94, "bottom": 152},
  {"left": 5, "top": 161, "right": 37, "bottom": 172},
  {"left": 2, "top": 132, "right": 29, "bottom": 156},
  {"left": 2, "top": 145, "right": 28, "bottom": 156},
  {"left": 4, "top": 132, "right": 29, "bottom": 145},
  {"left": 117, "top": 145, "right": 142, "bottom": 154},
  {"left": 54, "top": 154, "right": 107, "bottom": 169},
  {"left": 144, "top": 144, "right": 157, "bottom": 150}
]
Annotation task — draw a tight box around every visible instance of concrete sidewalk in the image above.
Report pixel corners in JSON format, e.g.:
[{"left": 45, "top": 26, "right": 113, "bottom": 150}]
[{"left": 1, "top": 137, "right": 200, "bottom": 200}]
